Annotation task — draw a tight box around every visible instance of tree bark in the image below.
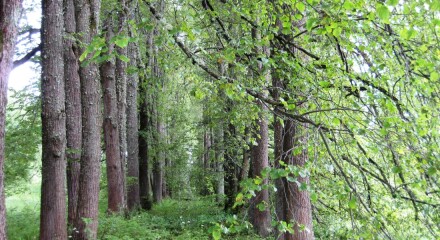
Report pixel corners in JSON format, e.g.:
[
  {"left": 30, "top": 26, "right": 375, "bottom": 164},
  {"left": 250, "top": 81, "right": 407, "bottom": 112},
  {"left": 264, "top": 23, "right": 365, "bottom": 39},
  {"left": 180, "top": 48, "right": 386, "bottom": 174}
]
[
  {"left": 63, "top": 0, "right": 82, "bottom": 228},
  {"left": 247, "top": 23, "right": 272, "bottom": 237},
  {"left": 74, "top": 0, "right": 102, "bottom": 238},
  {"left": 0, "top": 0, "right": 22, "bottom": 238},
  {"left": 285, "top": 120, "right": 314, "bottom": 240},
  {"left": 248, "top": 100, "right": 271, "bottom": 237},
  {"left": 100, "top": 19, "right": 125, "bottom": 213},
  {"left": 126, "top": 40, "right": 140, "bottom": 210},
  {"left": 115, "top": 11, "right": 128, "bottom": 211},
  {"left": 40, "top": 0, "right": 67, "bottom": 238}
]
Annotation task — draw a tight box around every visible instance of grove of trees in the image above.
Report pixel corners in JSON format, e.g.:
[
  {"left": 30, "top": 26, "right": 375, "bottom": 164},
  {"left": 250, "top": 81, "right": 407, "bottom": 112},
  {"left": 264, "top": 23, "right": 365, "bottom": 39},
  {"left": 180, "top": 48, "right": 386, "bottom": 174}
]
[{"left": 0, "top": 0, "right": 439, "bottom": 239}]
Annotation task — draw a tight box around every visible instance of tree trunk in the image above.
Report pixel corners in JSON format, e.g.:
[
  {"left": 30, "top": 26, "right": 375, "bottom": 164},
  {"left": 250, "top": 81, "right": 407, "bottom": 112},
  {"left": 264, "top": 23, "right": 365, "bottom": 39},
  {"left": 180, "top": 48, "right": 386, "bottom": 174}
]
[
  {"left": 239, "top": 127, "right": 250, "bottom": 183},
  {"left": 40, "top": 0, "right": 67, "bottom": 238},
  {"left": 285, "top": 120, "right": 314, "bottom": 240},
  {"left": 100, "top": 19, "right": 125, "bottom": 213},
  {"left": 0, "top": 0, "right": 22, "bottom": 238},
  {"left": 153, "top": 108, "right": 165, "bottom": 203},
  {"left": 248, "top": 23, "right": 271, "bottom": 237},
  {"left": 115, "top": 14, "right": 128, "bottom": 211},
  {"left": 272, "top": 72, "right": 288, "bottom": 240},
  {"left": 63, "top": 0, "right": 82, "bottom": 228},
  {"left": 74, "top": 0, "right": 102, "bottom": 238},
  {"left": 201, "top": 128, "right": 211, "bottom": 195},
  {"left": 248, "top": 100, "right": 271, "bottom": 237},
  {"left": 126, "top": 40, "right": 140, "bottom": 210},
  {"left": 214, "top": 126, "right": 224, "bottom": 205},
  {"left": 224, "top": 122, "right": 238, "bottom": 212},
  {"left": 139, "top": 90, "right": 152, "bottom": 210}
]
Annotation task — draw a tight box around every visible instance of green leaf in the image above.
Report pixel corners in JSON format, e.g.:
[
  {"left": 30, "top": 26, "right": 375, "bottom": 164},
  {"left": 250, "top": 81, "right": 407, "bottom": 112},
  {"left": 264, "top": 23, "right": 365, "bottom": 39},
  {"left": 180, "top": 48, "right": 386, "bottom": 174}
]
[
  {"left": 430, "top": 72, "right": 439, "bottom": 81},
  {"left": 79, "top": 51, "right": 88, "bottom": 62},
  {"left": 118, "top": 54, "right": 130, "bottom": 63},
  {"left": 348, "top": 198, "right": 357, "bottom": 209},
  {"left": 386, "top": 0, "right": 398, "bottom": 6},
  {"left": 376, "top": 4, "right": 391, "bottom": 23},
  {"left": 254, "top": 177, "right": 263, "bottom": 185},
  {"left": 235, "top": 193, "right": 244, "bottom": 203},
  {"left": 427, "top": 166, "right": 437, "bottom": 176},
  {"left": 343, "top": 1, "right": 355, "bottom": 10},
  {"left": 318, "top": 81, "right": 332, "bottom": 88},
  {"left": 392, "top": 166, "right": 402, "bottom": 174},
  {"left": 286, "top": 176, "right": 296, "bottom": 182},
  {"left": 306, "top": 18, "right": 318, "bottom": 31},
  {"left": 114, "top": 37, "right": 130, "bottom": 48},
  {"left": 311, "top": 192, "right": 318, "bottom": 202},
  {"left": 212, "top": 229, "right": 221, "bottom": 240},
  {"left": 296, "top": 2, "right": 306, "bottom": 12},
  {"left": 257, "top": 202, "right": 266, "bottom": 211}
]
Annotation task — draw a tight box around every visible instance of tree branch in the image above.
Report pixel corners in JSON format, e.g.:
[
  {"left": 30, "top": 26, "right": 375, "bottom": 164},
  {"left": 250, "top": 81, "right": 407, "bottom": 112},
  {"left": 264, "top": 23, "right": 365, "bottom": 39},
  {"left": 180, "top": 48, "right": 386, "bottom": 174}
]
[{"left": 13, "top": 43, "right": 41, "bottom": 69}]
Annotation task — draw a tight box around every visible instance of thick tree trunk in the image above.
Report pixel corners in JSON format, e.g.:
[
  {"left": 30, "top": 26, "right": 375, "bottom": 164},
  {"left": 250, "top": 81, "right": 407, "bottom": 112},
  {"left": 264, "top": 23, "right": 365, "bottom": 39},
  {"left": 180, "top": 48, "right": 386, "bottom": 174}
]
[
  {"left": 63, "top": 0, "right": 82, "bottom": 228},
  {"left": 126, "top": 40, "right": 140, "bottom": 210},
  {"left": 100, "top": 20, "right": 125, "bottom": 213},
  {"left": 40, "top": 0, "right": 67, "bottom": 238},
  {"left": 74, "top": 0, "right": 102, "bottom": 238},
  {"left": 285, "top": 120, "right": 314, "bottom": 240},
  {"left": 248, "top": 100, "right": 271, "bottom": 237},
  {"left": 116, "top": 27, "right": 128, "bottom": 211},
  {"left": 248, "top": 24, "right": 272, "bottom": 237},
  {"left": 0, "top": 0, "right": 22, "bottom": 238}
]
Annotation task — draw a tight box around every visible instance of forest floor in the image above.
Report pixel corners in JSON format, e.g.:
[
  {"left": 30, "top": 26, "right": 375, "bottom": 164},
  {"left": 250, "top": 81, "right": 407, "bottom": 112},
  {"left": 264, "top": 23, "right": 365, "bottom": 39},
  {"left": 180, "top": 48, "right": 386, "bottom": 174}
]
[{"left": 6, "top": 182, "right": 260, "bottom": 239}]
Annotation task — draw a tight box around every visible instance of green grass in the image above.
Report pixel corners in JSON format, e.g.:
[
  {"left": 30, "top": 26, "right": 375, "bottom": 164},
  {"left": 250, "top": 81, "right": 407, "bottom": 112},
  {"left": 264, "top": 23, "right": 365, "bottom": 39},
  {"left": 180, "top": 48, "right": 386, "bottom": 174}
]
[
  {"left": 6, "top": 183, "right": 260, "bottom": 240},
  {"left": 98, "top": 197, "right": 260, "bottom": 240},
  {"left": 6, "top": 181, "right": 40, "bottom": 240}
]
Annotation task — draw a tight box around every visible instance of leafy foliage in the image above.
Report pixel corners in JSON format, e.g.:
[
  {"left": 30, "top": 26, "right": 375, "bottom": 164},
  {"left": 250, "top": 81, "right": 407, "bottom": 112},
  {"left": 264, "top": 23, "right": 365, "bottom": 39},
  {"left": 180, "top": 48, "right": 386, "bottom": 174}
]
[{"left": 5, "top": 82, "right": 41, "bottom": 192}]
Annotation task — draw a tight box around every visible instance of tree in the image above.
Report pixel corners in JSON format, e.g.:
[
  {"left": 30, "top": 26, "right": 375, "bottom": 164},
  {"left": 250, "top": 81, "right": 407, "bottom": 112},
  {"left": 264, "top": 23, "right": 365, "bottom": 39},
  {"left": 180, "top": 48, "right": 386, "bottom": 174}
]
[
  {"left": 74, "top": 0, "right": 102, "bottom": 238},
  {"left": 138, "top": 28, "right": 153, "bottom": 210},
  {"left": 126, "top": 36, "right": 140, "bottom": 210},
  {"left": 100, "top": 18, "right": 125, "bottom": 213},
  {"left": 139, "top": 86, "right": 152, "bottom": 210},
  {"left": 39, "top": 0, "right": 67, "bottom": 238},
  {"left": 248, "top": 26, "right": 271, "bottom": 236},
  {"left": 63, "top": 0, "right": 82, "bottom": 227},
  {"left": 0, "top": 0, "right": 22, "bottom": 238},
  {"left": 115, "top": 2, "right": 128, "bottom": 210}
]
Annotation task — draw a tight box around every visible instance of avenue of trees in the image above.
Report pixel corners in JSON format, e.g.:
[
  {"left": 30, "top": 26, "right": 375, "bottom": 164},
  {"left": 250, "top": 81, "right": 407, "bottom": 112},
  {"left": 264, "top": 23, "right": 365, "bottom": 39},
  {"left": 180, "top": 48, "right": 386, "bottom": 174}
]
[{"left": 0, "top": 0, "right": 439, "bottom": 239}]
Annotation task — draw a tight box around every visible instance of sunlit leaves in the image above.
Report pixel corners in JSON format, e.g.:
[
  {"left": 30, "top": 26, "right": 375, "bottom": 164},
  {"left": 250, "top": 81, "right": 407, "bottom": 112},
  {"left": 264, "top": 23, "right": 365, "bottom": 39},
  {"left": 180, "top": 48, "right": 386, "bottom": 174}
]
[{"left": 376, "top": 4, "right": 391, "bottom": 23}]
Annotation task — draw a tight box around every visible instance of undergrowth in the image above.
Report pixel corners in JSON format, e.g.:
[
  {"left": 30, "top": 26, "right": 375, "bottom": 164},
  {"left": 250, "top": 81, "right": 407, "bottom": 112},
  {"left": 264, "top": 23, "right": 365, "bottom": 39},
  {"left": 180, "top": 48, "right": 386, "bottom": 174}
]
[{"left": 6, "top": 185, "right": 260, "bottom": 239}]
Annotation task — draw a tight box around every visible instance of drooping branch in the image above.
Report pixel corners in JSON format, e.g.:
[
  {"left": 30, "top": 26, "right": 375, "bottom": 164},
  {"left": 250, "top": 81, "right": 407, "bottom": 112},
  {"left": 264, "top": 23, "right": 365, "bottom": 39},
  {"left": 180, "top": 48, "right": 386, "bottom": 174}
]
[{"left": 13, "top": 43, "right": 41, "bottom": 69}]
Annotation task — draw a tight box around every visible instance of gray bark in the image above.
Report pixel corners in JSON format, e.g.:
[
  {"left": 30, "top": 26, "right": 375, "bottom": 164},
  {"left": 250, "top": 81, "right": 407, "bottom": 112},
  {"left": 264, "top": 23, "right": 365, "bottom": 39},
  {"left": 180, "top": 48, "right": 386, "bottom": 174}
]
[
  {"left": 63, "top": 0, "right": 82, "bottom": 228},
  {"left": 126, "top": 39, "right": 140, "bottom": 210},
  {"left": 40, "top": 0, "right": 67, "bottom": 238},
  {"left": 74, "top": 0, "right": 102, "bottom": 238}
]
